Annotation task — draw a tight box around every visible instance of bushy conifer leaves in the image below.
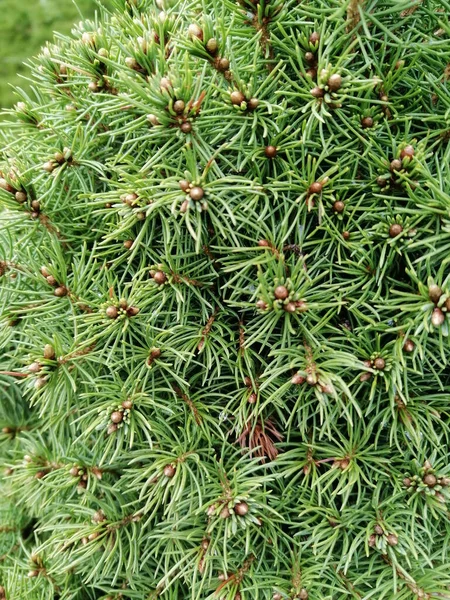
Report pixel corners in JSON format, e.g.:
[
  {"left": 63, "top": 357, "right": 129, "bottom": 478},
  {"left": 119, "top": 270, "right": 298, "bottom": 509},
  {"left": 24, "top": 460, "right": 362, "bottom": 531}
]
[{"left": 1, "top": 0, "right": 450, "bottom": 598}]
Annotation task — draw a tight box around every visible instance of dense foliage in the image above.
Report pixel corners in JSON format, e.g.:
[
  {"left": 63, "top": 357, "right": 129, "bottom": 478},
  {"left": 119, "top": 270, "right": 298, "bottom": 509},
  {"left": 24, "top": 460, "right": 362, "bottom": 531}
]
[{"left": 1, "top": 0, "right": 450, "bottom": 598}]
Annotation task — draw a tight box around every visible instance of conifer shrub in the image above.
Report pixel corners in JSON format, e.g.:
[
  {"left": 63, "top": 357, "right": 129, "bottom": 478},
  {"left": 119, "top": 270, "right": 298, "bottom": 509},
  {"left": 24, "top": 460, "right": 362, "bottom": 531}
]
[{"left": 1, "top": 1, "right": 450, "bottom": 598}]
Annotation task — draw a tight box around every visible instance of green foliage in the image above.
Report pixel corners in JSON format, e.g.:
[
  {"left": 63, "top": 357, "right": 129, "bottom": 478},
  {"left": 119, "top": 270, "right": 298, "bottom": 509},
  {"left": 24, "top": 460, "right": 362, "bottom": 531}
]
[
  {"left": 0, "top": 0, "right": 100, "bottom": 109},
  {"left": 1, "top": 0, "right": 450, "bottom": 599}
]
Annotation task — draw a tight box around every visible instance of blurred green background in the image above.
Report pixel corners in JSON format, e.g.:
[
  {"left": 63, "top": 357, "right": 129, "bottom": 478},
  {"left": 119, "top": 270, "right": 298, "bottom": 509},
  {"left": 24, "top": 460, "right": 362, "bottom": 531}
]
[{"left": 0, "top": 0, "right": 99, "bottom": 108}]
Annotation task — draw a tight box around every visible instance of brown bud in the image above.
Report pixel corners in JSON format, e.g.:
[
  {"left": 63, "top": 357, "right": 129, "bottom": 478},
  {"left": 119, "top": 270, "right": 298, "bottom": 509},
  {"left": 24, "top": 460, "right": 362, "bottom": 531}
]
[
  {"left": 400, "top": 145, "right": 414, "bottom": 159},
  {"left": 327, "top": 74, "right": 342, "bottom": 91},
  {"left": 231, "top": 91, "right": 245, "bottom": 105},
  {"left": 304, "top": 51, "right": 315, "bottom": 63},
  {"left": 373, "top": 357, "right": 386, "bottom": 370},
  {"left": 339, "top": 458, "right": 350, "bottom": 470},
  {"left": 35, "top": 471, "right": 45, "bottom": 479},
  {"left": 88, "top": 532, "right": 99, "bottom": 541},
  {"left": 403, "top": 477, "right": 412, "bottom": 487},
  {"left": 107, "top": 423, "right": 117, "bottom": 435},
  {"left": 428, "top": 284, "right": 442, "bottom": 303},
  {"left": 54, "top": 286, "right": 67, "bottom": 297},
  {"left": 150, "top": 348, "right": 162, "bottom": 359},
  {"left": 188, "top": 23, "right": 203, "bottom": 40},
  {"left": 43, "top": 344, "right": 55, "bottom": 360},
  {"left": 256, "top": 300, "right": 267, "bottom": 310},
  {"left": 284, "top": 302, "right": 297, "bottom": 313},
  {"left": 333, "top": 200, "right": 345, "bottom": 213},
  {"left": 218, "top": 57, "right": 230, "bottom": 71},
  {"left": 153, "top": 271, "right": 167, "bottom": 285},
  {"left": 125, "top": 56, "right": 138, "bottom": 69},
  {"left": 309, "top": 31, "right": 320, "bottom": 44},
  {"left": 309, "top": 181, "right": 323, "bottom": 194},
  {"left": 15, "top": 191, "right": 27, "bottom": 203},
  {"left": 163, "top": 464, "right": 176, "bottom": 478},
  {"left": 127, "top": 306, "right": 140, "bottom": 317},
  {"left": 29, "top": 361, "right": 42, "bottom": 373},
  {"left": 273, "top": 594, "right": 283, "bottom": 600},
  {"left": 123, "top": 240, "right": 133, "bottom": 249},
  {"left": 247, "top": 98, "right": 259, "bottom": 110},
  {"left": 274, "top": 285, "right": 289, "bottom": 300},
  {"left": 106, "top": 305, "right": 118, "bottom": 319},
  {"left": 343, "top": 231, "right": 350, "bottom": 240},
  {"left": 387, "top": 534, "right": 398, "bottom": 546},
  {"left": 423, "top": 473, "right": 437, "bottom": 487},
  {"left": 206, "top": 38, "right": 218, "bottom": 54},
  {"left": 43, "top": 161, "right": 55, "bottom": 173},
  {"left": 234, "top": 501, "right": 249, "bottom": 516},
  {"left": 0, "top": 178, "right": 15, "bottom": 193},
  {"left": 110, "top": 411, "right": 123, "bottom": 424},
  {"left": 122, "top": 399, "right": 133, "bottom": 410},
  {"left": 264, "top": 145, "right": 277, "bottom": 159},
  {"left": 173, "top": 100, "right": 185, "bottom": 114},
  {"left": 179, "top": 180, "right": 190, "bottom": 191},
  {"left": 258, "top": 239, "right": 270, "bottom": 247},
  {"left": 390, "top": 159, "right": 402, "bottom": 172},
  {"left": 306, "top": 373, "right": 317, "bottom": 386},
  {"left": 125, "top": 193, "right": 138, "bottom": 205},
  {"left": 389, "top": 223, "right": 403, "bottom": 237},
  {"left": 69, "top": 466, "right": 79, "bottom": 477},
  {"left": 31, "top": 200, "right": 41, "bottom": 211},
  {"left": 247, "top": 392, "right": 257, "bottom": 404},
  {"left": 190, "top": 186, "right": 204, "bottom": 201},
  {"left": 360, "top": 372, "right": 372, "bottom": 382},
  {"left": 147, "top": 114, "right": 159, "bottom": 126},
  {"left": 160, "top": 77, "right": 172, "bottom": 90},
  {"left": 220, "top": 506, "right": 230, "bottom": 519},
  {"left": 368, "top": 534, "right": 376, "bottom": 547},
  {"left": 201, "top": 538, "right": 210, "bottom": 550},
  {"left": 291, "top": 373, "right": 305, "bottom": 385},
  {"left": 310, "top": 86, "right": 324, "bottom": 98},
  {"left": 374, "top": 524, "right": 384, "bottom": 535},
  {"left": 181, "top": 122, "right": 192, "bottom": 133},
  {"left": 119, "top": 298, "right": 128, "bottom": 310},
  {"left": 403, "top": 339, "right": 414, "bottom": 352},
  {"left": 361, "top": 116, "right": 374, "bottom": 129},
  {"left": 299, "top": 590, "right": 309, "bottom": 600},
  {"left": 431, "top": 308, "right": 445, "bottom": 327},
  {"left": 93, "top": 510, "right": 106, "bottom": 523},
  {"left": 28, "top": 570, "right": 39, "bottom": 578},
  {"left": 34, "top": 377, "right": 47, "bottom": 390}
]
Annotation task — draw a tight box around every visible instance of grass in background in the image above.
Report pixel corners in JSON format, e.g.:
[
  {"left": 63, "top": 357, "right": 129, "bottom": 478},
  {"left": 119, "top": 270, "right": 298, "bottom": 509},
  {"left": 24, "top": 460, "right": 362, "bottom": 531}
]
[{"left": 0, "top": 0, "right": 98, "bottom": 108}]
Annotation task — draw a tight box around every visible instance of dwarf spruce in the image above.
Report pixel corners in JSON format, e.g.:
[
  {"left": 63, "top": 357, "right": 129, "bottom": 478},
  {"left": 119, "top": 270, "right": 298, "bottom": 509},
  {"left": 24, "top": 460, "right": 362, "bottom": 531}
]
[{"left": 1, "top": 0, "right": 450, "bottom": 599}]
